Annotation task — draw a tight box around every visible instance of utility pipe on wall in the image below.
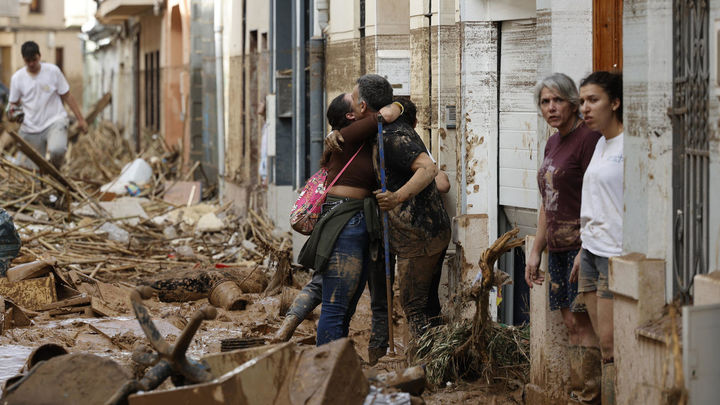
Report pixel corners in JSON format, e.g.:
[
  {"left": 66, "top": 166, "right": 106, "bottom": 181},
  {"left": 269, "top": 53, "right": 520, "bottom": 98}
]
[{"left": 214, "top": 0, "right": 226, "bottom": 201}]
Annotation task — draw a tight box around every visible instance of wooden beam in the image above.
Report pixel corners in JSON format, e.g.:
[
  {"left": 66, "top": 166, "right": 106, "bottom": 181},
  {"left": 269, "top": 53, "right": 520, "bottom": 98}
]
[{"left": 69, "top": 92, "right": 112, "bottom": 141}]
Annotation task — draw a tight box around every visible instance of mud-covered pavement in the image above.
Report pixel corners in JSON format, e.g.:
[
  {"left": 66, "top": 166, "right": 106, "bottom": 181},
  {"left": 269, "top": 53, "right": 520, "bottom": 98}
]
[{"left": 0, "top": 274, "right": 521, "bottom": 404}]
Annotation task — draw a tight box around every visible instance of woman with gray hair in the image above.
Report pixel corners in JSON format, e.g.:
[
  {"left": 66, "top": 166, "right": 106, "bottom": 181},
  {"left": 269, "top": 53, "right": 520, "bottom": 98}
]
[{"left": 525, "top": 73, "right": 602, "bottom": 403}]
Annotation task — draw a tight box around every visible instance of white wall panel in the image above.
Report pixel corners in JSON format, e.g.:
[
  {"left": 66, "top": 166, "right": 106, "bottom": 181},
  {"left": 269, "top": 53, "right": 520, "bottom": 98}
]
[{"left": 499, "top": 19, "right": 538, "bottom": 210}]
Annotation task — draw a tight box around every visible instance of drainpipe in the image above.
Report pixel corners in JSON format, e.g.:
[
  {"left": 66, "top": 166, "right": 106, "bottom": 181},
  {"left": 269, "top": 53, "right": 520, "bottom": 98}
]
[
  {"left": 214, "top": 0, "right": 225, "bottom": 201},
  {"left": 425, "top": 0, "right": 432, "bottom": 152},
  {"left": 308, "top": 38, "right": 324, "bottom": 174}
]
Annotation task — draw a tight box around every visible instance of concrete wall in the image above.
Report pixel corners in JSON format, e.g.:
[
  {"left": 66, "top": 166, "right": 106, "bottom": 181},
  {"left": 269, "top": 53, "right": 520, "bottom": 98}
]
[
  {"left": 83, "top": 35, "right": 136, "bottom": 143},
  {"left": 222, "top": 0, "right": 270, "bottom": 191},
  {"left": 709, "top": 1, "right": 720, "bottom": 274},
  {"left": 622, "top": 0, "right": 674, "bottom": 301},
  {"left": 162, "top": 0, "right": 191, "bottom": 155},
  {"left": 0, "top": 0, "right": 83, "bottom": 100}
]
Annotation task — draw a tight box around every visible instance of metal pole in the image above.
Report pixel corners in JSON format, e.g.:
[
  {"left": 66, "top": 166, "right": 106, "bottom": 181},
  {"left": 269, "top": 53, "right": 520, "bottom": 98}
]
[
  {"left": 308, "top": 37, "right": 324, "bottom": 174},
  {"left": 214, "top": 0, "right": 226, "bottom": 201},
  {"left": 377, "top": 116, "right": 394, "bottom": 354}
]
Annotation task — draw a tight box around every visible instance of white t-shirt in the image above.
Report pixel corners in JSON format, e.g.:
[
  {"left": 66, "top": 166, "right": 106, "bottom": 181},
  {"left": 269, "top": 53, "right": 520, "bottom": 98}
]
[
  {"left": 580, "top": 133, "right": 624, "bottom": 257},
  {"left": 9, "top": 63, "right": 69, "bottom": 133}
]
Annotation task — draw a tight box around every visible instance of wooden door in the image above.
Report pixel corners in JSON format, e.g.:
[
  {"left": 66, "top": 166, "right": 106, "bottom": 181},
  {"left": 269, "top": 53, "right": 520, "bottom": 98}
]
[{"left": 593, "top": 0, "right": 623, "bottom": 71}]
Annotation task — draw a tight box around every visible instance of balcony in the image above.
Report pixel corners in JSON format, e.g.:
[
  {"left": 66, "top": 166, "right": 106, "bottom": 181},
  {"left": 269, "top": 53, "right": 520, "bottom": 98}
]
[{"left": 97, "top": 0, "right": 155, "bottom": 22}]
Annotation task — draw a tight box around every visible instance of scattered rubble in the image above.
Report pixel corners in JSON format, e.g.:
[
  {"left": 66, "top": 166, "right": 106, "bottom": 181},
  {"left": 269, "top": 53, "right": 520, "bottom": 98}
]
[{"left": 0, "top": 118, "right": 524, "bottom": 404}]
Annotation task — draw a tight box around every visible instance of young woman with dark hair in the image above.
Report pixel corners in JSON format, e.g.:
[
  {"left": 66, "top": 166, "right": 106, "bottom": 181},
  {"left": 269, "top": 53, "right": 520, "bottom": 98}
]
[{"left": 578, "top": 70, "right": 624, "bottom": 404}]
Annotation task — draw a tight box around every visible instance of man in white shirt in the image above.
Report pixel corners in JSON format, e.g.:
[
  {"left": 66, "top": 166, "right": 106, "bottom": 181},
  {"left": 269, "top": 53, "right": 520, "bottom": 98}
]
[{"left": 8, "top": 41, "right": 87, "bottom": 169}]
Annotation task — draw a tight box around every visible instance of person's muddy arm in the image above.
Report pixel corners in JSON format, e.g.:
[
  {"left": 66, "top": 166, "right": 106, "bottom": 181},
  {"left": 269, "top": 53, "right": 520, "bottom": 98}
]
[
  {"left": 435, "top": 170, "right": 450, "bottom": 193},
  {"left": 375, "top": 152, "right": 438, "bottom": 211}
]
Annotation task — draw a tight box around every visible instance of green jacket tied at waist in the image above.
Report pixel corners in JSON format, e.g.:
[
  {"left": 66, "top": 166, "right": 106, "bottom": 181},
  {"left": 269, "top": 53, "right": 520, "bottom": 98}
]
[{"left": 298, "top": 196, "right": 381, "bottom": 273}]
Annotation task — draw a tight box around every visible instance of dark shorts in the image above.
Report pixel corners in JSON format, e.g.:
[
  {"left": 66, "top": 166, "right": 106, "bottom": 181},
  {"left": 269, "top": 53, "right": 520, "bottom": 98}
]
[
  {"left": 547, "top": 249, "right": 585, "bottom": 312},
  {"left": 578, "top": 248, "right": 613, "bottom": 299}
]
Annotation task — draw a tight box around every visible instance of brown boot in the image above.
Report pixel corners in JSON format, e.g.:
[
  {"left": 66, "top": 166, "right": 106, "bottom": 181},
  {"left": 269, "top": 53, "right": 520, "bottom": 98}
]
[
  {"left": 571, "top": 346, "right": 601, "bottom": 404},
  {"left": 568, "top": 345, "right": 583, "bottom": 397},
  {"left": 601, "top": 360, "right": 616, "bottom": 405},
  {"left": 271, "top": 314, "right": 302, "bottom": 343}
]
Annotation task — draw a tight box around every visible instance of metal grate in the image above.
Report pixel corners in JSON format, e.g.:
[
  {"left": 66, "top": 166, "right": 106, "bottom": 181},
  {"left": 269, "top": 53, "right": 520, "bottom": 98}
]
[
  {"left": 670, "top": 0, "right": 710, "bottom": 302},
  {"left": 220, "top": 337, "right": 266, "bottom": 352}
]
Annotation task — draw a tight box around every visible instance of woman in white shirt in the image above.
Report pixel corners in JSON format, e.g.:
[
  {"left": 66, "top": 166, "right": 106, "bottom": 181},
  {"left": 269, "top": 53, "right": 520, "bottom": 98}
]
[{"left": 576, "top": 71, "right": 624, "bottom": 404}]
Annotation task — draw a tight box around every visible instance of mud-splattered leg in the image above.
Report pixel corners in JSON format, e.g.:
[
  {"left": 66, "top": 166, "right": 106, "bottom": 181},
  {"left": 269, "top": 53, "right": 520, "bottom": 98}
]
[
  {"left": 316, "top": 212, "right": 369, "bottom": 346},
  {"left": 368, "top": 253, "right": 396, "bottom": 354},
  {"left": 397, "top": 250, "right": 444, "bottom": 339},
  {"left": 286, "top": 271, "right": 323, "bottom": 320}
]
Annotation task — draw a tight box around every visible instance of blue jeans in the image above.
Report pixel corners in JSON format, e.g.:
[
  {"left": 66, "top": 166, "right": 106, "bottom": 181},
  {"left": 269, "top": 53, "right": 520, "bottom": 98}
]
[
  {"left": 316, "top": 211, "right": 370, "bottom": 346},
  {"left": 287, "top": 252, "right": 394, "bottom": 350}
]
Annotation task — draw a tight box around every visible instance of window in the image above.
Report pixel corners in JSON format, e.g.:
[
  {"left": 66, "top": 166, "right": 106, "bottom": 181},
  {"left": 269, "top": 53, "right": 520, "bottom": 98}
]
[
  {"left": 144, "top": 50, "right": 161, "bottom": 131},
  {"left": 29, "top": 0, "right": 41, "bottom": 13}
]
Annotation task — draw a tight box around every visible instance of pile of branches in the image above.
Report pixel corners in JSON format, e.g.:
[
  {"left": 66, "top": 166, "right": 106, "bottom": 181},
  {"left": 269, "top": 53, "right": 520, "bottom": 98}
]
[
  {"left": 0, "top": 122, "right": 291, "bottom": 284},
  {"left": 64, "top": 121, "right": 137, "bottom": 185},
  {"left": 412, "top": 229, "right": 527, "bottom": 386}
]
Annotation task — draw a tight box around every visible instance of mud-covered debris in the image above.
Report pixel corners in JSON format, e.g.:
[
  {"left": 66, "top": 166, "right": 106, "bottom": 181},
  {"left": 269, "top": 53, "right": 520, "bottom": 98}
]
[
  {"left": 372, "top": 365, "right": 426, "bottom": 396},
  {"left": 196, "top": 212, "right": 224, "bottom": 232},
  {"left": 0, "top": 208, "right": 21, "bottom": 278},
  {"left": 147, "top": 268, "right": 268, "bottom": 302},
  {"left": 163, "top": 181, "right": 202, "bottom": 206},
  {"left": 0, "top": 275, "right": 56, "bottom": 310},
  {"left": 2, "top": 353, "right": 133, "bottom": 405},
  {"left": 1, "top": 298, "right": 32, "bottom": 333},
  {"left": 208, "top": 280, "right": 248, "bottom": 310},
  {"left": 5, "top": 258, "right": 55, "bottom": 282},
  {"left": 363, "top": 386, "right": 413, "bottom": 405}
]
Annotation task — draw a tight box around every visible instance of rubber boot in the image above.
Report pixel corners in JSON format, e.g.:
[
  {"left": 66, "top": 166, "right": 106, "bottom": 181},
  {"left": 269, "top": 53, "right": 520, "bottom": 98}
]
[
  {"left": 567, "top": 345, "right": 583, "bottom": 397},
  {"left": 271, "top": 314, "right": 302, "bottom": 343},
  {"left": 368, "top": 346, "right": 387, "bottom": 366},
  {"left": 574, "top": 347, "right": 602, "bottom": 404},
  {"left": 601, "top": 361, "right": 616, "bottom": 405}
]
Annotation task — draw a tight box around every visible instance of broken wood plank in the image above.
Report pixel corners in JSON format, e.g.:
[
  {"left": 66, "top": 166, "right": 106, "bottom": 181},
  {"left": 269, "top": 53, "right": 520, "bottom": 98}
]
[
  {"left": 5, "top": 129, "right": 108, "bottom": 217},
  {"left": 90, "top": 296, "right": 120, "bottom": 317},
  {"left": 5, "top": 129, "right": 76, "bottom": 191},
  {"left": 48, "top": 306, "right": 88, "bottom": 316},
  {"left": 6, "top": 258, "right": 57, "bottom": 282},
  {"left": 163, "top": 181, "right": 202, "bottom": 206},
  {"left": 69, "top": 92, "right": 112, "bottom": 141},
  {"left": 3, "top": 299, "right": 33, "bottom": 331},
  {"left": 39, "top": 295, "right": 91, "bottom": 311}
]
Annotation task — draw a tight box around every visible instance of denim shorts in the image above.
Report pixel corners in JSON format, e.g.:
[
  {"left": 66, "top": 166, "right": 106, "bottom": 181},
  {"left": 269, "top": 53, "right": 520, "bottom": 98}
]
[
  {"left": 547, "top": 249, "right": 585, "bottom": 312},
  {"left": 578, "top": 248, "right": 613, "bottom": 299}
]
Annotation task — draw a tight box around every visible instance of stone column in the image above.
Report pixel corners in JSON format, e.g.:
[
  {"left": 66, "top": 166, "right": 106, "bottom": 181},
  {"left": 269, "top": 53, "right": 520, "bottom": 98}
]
[
  {"left": 609, "top": 254, "right": 670, "bottom": 405},
  {"left": 524, "top": 235, "right": 570, "bottom": 404}
]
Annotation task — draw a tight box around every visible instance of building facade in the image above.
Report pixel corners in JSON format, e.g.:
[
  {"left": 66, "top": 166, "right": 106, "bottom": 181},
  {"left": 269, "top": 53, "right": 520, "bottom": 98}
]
[
  {"left": 0, "top": 0, "right": 84, "bottom": 101},
  {"left": 76, "top": 1, "right": 720, "bottom": 401}
]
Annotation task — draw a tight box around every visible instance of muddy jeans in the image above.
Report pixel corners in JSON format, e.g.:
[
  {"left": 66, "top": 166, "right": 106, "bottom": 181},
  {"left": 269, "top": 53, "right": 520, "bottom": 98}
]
[
  {"left": 19, "top": 117, "right": 69, "bottom": 169},
  {"left": 316, "top": 211, "right": 370, "bottom": 346},
  {"left": 287, "top": 253, "right": 394, "bottom": 350},
  {"left": 367, "top": 253, "right": 396, "bottom": 351},
  {"left": 397, "top": 248, "right": 446, "bottom": 339}
]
